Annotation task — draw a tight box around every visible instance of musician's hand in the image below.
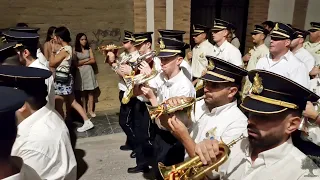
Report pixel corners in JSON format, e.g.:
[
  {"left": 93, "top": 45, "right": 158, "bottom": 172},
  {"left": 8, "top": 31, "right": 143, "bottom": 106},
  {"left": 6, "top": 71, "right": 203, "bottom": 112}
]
[
  {"left": 168, "top": 115, "right": 189, "bottom": 139},
  {"left": 119, "top": 64, "right": 133, "bottom": 75},
  {"left": 242, "top": 53, "right": 251, "bottom": 62},
  {"left": 303, "top": 101, "right": 318, "bottom": 121},
  {"left": 138, "top": 61, "right": 152, "bottom": 76},
  {"left": 141, "top": 86, "right": 155, "bottom": 99},
  {"left": 195, "top": 139, "right": 220, "bottom": 165},
  {"left": 165, "top": 96, "right": 188, "bottom": 110},
  {"left": 187, "top": 52, "right": 192, "bottom": 60}
]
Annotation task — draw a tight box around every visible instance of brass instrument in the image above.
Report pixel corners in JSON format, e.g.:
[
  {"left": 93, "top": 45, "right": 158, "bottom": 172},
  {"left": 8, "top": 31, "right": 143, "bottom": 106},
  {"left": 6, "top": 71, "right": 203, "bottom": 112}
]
[
  {"left": 128, "top": 50, "right": 157, "bottom": 69},
  {"left": 148, "top": 96, "right": 204, "bottom": 120},
  {"left": 121, "top": 51, "right": 159, "bottom": 104},
  {"left": 298, "top": 102, "right": 320, "bottom": 134},
  {"left": 98, "top": 44, "right": 124, "bottom": 52},
  {"left": 194, "top": 80, "right": 203, "bottom": 92},
  {"left": 159, "top": 134, "right": 245, "bottom": 180},
  {"left": 111, "top": 54, "right": 133, "bottom": 71}
]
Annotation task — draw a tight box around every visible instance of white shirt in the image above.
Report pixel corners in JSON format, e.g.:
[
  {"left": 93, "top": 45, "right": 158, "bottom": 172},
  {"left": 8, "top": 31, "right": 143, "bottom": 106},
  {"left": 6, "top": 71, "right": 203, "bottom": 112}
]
[
  {"left": 152, "top": 70, "right": 196, "bottom": 130},
  {"left": 218, "top": 137, "right": 320, "bottom": 180},
  {"left": 37, "top": 48, "right": 49, "bottom": 69},
  {"left": 294, "top": 47, "right": 316, "bottom": 73},
  {"left": 11, "top": 104, "right": 77, "bottom": 180},
  {"left": 214, "top": 40, "right": 243, "bottom": 67},
  {"left": 29, "top": 59, "right": 55, "bottom": 108},
  {"left": 118, "top": 51, "right": 140, "bottom": 91},
  {"left": 3, "top": 156, "right": 41, "bottom": 180},
  {"left": 191, "top": 40, "right": 216, "bottom": 78},
  {"left": 304, "top": 41, "right": 320, "bottom": 65},
  {"left": 189, "top": 100, "right": 248, "bottom": 145},
  {"left": 180, "top": 60, "right": 193, "bottom": 81},
  {"left": 243, "top": 44, "right": 269, "bottom": 97},
  {"left": 256, "top": 50, "right": 310, "bottom": 89}
]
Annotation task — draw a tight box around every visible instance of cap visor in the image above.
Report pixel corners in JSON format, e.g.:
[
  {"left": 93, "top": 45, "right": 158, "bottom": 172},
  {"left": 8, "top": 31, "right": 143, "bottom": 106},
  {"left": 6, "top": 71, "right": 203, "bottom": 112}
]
[
  {"left": 200, "top": 73, "right": 229, "bottom": 83},
  {"left": 240, "top": 96, "right": 288, "bottom": 114},
  {"left": 308, "top": 29, "right": 318, "bottom": 32}
]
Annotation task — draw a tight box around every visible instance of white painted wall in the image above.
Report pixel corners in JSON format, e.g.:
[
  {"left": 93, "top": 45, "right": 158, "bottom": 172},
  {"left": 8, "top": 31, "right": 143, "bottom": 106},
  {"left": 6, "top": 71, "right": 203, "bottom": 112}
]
[
  {"left": 146, "top": 0, "right": 155, "bottom": 48},
  {"left": 304, "top": 0, "right": 320, "bottom": 30},
  {"left": 267, "top": 0, "right": 296, "bottom": 24}
]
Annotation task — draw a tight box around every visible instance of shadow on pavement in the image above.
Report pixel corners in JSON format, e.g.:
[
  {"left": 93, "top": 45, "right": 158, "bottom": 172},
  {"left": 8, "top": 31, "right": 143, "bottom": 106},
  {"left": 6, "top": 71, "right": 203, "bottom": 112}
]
[{"left": 75, "top": 149, "right": 88, "bottom": 180}]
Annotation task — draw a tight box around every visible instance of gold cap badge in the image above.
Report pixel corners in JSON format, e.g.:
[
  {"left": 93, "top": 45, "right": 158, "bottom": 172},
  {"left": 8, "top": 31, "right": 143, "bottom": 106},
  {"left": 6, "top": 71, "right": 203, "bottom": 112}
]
[
  {"left": 274, "top": 23, "right": 279, "bottom": 31},
  {"left": 251, "top": 73, "right": 263, "bottom": 94},
  {"left": 159, "top": 39, "right": 165, "bottom": 49}
]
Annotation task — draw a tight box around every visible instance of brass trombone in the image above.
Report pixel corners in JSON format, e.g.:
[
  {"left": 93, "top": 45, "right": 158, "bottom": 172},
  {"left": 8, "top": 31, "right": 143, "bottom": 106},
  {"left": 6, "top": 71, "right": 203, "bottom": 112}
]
[{"left": 159, "top": 134, "right": 245, "bottom": 180}]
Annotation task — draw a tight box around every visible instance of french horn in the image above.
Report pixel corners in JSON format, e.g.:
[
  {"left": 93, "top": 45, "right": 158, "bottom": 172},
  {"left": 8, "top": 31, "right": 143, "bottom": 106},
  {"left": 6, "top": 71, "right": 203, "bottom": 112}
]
[
  {"left": 147, "top": 96, "right": 204, "bottom": 120},
  {"left": 159, "top": 134, "right": 245, "bottom": 180}
]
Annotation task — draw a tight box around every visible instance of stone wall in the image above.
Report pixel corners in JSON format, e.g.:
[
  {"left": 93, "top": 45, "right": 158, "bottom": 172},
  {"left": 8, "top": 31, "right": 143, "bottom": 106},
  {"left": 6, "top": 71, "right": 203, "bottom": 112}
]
[{"left": 0, "top": 0, "right": 134, "bottom": 49}]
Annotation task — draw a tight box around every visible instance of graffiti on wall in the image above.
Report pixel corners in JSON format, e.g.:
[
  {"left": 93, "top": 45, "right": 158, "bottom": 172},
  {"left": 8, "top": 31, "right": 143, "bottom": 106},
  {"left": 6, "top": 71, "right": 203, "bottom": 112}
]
[{"left": 90, "top": 28, "right": 121, "bottom": 49}]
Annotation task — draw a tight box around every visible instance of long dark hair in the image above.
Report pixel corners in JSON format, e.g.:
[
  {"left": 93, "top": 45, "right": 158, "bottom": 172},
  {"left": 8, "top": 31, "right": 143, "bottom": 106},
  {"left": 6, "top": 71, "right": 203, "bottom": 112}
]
[
  {"left": 45, "top": 26, "right": 56, "bottom": 42},
  {"left": 54, "top": 26, "right": 71, "bottom": 43},
  {"left": 75, "top": 33, "right": 90, "bottom": 52}
]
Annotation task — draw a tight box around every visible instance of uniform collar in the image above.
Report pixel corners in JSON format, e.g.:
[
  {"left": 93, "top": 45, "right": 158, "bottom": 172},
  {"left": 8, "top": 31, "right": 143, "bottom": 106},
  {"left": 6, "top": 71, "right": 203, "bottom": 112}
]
[
  {"left": 205, "top": 100, "right": 238, "bottom": 115},
  {"left": 162, "top": 70, "right": 184, "bottom": 86},
  {"left": 196, "top": 39, "right": 209, "bottom": 48},
  {"left": 17, "top": 103, "right": 51, "bottom": 136},
  {"left": 255, "top": 43, "right": 267, "bottom": 50},
  {"left": 28, "top": 59, "right": 40, "bottom": 67},
  {"left": 268, "top": 50, "right": 292, "bottom": 62},
  {"left": 245, "top": 137, "right": 294, "bottom": 167},
  {"left": 217, "top": 40, "right": 228, "bottom": 52},
  {"left": 130, "top": 50, "right": 139, "bottom": 56}
]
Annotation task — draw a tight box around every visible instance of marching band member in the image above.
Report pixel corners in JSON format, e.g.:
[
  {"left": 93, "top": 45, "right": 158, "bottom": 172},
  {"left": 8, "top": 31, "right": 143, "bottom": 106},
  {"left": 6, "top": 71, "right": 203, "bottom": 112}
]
[
  {"left": 228, "top": 23, "right": 241, "bottom": 49},
  {"left": 290, "top": 27, "right": 316, "bottom": 75},
  {"left": 9, "top": 26, "right": 49, "bottom": 68},
  {"left": 104, "top": 30, "right": 139, "bottom": 153},
  {"left": 2, "top": 30, "right": 55, "bottom": 108},
  {"left": 256, "top": 22, "right": 310, "bottom": 89},
  {"left": 0, "top": 66, "right": 77, "bottom": 180},
  {"left": 189, "top": 24, "right": 215, "bottom": 84},
  {"left": 211, "top": 19, "right": 243, "bottom": 67},
  {"left": 304, "top": 22, "right": 320, "bottom": 66},
  {"left": 166, "top": 56, "right": 248, "bottom": 160},
  {"left": 0, "top": 42, "right": 21, "bottom": 65},
  {"left": 126, "top": 31, "right": 161, "bottom": 173},
  {"left": 0, "top": 86, "right": 42, "bottom": 180},
  {"left": 158, "top": 29, "right": 193, "bottom": 80},
  {"left": 195, "top": 70, "right": 320, "bottom": 180},
  {"left": 262, "top": 20, "right": 274, "bottom": 48},
  {"left": 242, "top": 25, "right": 269, "bottom": 98},
  {"left": 137, "top": 37, "right": 195, "bottom": 179}
]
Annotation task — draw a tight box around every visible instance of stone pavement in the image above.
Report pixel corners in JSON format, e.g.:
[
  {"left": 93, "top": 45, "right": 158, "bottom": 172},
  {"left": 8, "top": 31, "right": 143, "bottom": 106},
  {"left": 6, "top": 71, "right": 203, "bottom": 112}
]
[{"left": 75, "top": 133, "right": 155, "bottom": 180}]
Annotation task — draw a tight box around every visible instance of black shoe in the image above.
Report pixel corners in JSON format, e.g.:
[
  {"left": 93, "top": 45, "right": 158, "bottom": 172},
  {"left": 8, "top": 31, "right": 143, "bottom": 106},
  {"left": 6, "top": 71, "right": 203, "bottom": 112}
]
[
  {"left": 130, "top": 152, "right": 136, "bottom": 158},
  {"left": 120, "top": 144, "right": 132, "bottom": 151},
  {"left": 127, "top": 166, "right": 150, "bottom": 173}
]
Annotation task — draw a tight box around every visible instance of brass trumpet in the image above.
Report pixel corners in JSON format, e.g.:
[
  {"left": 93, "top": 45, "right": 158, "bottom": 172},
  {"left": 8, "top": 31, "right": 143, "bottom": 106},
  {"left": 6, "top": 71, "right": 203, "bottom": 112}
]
[
  {"left": 98, "top": 44, "right": 124, "bottom": 52},
  {"left": 121, "top": 51, "right": 159, "bottom": 104},
  {"left": 159, "top": 134, "right": 245, "bottom": 180},
  {"left": 148, "top": 96, "right": 204, "bottom": 120},
  {"left": 298, "top": 102, "right": 320, "bottom": 134}
]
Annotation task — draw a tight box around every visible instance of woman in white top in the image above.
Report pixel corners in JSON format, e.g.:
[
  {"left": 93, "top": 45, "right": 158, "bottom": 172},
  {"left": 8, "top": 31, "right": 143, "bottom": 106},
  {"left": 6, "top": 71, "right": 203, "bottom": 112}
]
[
  {"left": 43, "top": 26, "right": 61, "bottom": 72},
  {"left": 49, "top": 26, "right": 94, "bottom": 132}
]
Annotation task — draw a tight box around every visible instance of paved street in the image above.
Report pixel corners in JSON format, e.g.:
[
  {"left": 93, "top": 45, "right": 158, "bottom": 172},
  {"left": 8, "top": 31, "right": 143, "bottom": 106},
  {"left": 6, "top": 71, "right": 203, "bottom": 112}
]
[{"left": 75, "top": 133, "right": 155, "bottom": 180}]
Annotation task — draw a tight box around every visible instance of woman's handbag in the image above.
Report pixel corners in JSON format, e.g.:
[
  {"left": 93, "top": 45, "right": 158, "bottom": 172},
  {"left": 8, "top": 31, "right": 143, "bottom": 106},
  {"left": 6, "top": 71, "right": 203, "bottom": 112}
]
[{"left": 55, "top": 65, "right": 70, "bottom": 83}]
